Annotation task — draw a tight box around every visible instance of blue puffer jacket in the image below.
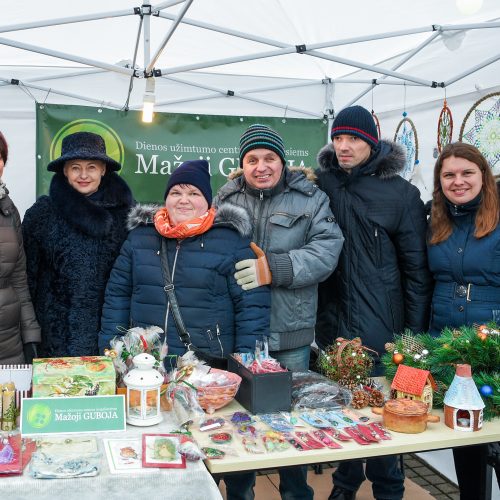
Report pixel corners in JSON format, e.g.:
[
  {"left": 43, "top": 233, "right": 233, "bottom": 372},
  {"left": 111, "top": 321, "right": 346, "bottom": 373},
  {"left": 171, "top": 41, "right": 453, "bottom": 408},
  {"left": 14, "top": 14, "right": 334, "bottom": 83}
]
[
  {"left": 98, "top": 203, "right": 270, "bottom": 361},
  {"left": 428, "top": 210, "right": 500, "bottom": 334}
]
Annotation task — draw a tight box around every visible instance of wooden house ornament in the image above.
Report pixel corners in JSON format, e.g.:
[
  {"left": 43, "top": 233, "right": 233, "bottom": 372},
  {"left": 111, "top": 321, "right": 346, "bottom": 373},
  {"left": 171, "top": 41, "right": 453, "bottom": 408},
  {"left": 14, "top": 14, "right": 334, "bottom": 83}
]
[
  {"left": 391, "top": 364, "right": 437, "bottom": 411},
  {"left": 443, "top": 364, "right": 484, "bottom": 432}
]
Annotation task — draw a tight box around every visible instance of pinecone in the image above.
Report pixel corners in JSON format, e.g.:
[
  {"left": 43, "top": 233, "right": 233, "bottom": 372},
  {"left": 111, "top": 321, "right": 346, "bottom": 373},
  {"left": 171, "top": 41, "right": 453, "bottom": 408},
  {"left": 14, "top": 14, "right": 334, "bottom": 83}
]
[
  {"left": 351, "top": 390, "right": 370, "bottom": 409},
  {"left": 368, "top": 389, "right": 385, "bottom": 407},
  {"left": 384, "top": 342, "right": 395, "bottom": 353}
]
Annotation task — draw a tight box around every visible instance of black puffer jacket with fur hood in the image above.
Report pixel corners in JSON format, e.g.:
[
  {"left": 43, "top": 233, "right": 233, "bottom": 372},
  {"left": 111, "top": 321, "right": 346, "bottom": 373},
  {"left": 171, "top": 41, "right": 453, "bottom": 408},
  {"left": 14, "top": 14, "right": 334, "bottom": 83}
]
[{"left": 315, "top": 140, "right": 433, "bottom": 361}]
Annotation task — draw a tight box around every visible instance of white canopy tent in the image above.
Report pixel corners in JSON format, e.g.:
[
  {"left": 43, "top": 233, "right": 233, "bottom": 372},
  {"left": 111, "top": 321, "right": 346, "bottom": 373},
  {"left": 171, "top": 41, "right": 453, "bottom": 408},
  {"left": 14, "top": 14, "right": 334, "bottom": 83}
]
[
  {"left": 0, "top": 2, "right": 499, "bottom": 493},
  {"left": 0, "top": 0, "right": 499, "bottom": 214}
]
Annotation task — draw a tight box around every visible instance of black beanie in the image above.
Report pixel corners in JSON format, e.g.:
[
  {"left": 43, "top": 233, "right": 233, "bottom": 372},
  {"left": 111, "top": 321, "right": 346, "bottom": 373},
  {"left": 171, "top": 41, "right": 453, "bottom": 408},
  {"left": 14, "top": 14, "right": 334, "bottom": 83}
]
[
  {"left": 239, "top": 124, "right": 286, "bottom": 166},
  {"left": 164, "top": 160, "right": 212, "bottom": 205},
  {"left": 330, "top": 105, "right": 379, "bottom": 148}
]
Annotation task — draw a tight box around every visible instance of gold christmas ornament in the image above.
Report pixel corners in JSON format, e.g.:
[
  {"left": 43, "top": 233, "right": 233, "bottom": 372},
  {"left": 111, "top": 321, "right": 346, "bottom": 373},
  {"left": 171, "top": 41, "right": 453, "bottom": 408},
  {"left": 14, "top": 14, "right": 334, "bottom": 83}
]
[{"left": 392, "top": 353, "right": 404, "bottom": 365}]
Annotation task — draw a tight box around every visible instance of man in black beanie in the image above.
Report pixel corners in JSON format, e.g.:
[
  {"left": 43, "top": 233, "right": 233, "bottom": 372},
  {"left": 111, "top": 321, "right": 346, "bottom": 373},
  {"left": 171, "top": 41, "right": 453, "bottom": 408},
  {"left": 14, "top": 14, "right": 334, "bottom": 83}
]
[
  {"left": 315, "top": 105, "right": 433, "bottom": 500},
  {"left": 215, "top": 123, "right": 344, "bottom": 500}
]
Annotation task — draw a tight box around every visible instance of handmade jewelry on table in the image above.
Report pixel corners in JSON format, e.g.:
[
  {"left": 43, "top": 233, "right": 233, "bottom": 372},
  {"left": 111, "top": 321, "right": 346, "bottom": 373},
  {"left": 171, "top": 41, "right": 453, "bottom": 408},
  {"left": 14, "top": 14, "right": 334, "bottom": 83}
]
[
  {"left": 199, "top": 417, "right": 225, "bottom": 432},
  {"left": 209, "top": 432, "right": 232, "bottom": 445},
  {"left": 201, "top": 447, "right": 225, "bottom": 459},
  {"left": 230, "top": 412, "right": 251, "bottom": 425}
]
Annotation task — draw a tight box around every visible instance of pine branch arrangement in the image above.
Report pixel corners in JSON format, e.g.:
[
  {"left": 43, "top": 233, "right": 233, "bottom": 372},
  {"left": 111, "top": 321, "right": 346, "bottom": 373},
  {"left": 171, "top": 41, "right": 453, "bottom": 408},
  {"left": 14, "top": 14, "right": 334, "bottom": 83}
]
[{"left": 382, "top": 325, "right": 499, "bottom": 420}]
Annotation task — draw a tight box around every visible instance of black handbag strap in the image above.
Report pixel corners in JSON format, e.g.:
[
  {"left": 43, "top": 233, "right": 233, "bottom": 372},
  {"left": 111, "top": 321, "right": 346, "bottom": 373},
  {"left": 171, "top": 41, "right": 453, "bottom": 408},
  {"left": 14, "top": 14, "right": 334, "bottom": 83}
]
[{"left": 159, "top": 238, "right": 193, "bottom": 350}]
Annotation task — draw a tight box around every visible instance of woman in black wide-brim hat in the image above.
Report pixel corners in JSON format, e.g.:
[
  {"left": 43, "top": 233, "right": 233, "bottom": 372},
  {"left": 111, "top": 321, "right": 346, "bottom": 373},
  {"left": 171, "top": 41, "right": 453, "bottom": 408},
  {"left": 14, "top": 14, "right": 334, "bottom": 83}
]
[{"left": 22, "top": 131, "right": 134, "bottom": 357}]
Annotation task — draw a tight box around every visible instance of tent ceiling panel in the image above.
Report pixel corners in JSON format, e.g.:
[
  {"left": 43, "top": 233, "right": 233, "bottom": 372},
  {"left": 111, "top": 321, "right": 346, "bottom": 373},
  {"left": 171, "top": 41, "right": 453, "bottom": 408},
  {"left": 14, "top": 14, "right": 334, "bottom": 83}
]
[{"left": 0, "top": 0, "right": 498, "bottom": 113}]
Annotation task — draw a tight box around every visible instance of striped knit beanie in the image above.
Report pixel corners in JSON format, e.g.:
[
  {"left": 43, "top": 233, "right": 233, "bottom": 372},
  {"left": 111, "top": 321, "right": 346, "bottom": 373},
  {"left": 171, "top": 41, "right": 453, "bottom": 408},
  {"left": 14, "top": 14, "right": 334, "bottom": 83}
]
[
  {"left": 239, "top": 124, "right": 286, "bottom": 166},
  {"left": 330, "top": 105, "right": 379, "bottom": 148}
]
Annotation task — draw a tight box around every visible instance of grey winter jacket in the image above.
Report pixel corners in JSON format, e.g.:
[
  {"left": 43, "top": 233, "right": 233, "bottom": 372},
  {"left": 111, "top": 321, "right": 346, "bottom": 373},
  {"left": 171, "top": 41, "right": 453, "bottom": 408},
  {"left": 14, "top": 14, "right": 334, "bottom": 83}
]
[
  {"left": 215, "top": 167, "right": 344, "bottom": 351},
  {"left": 0, "top": 183, "right": 40, "bottom": 364}
]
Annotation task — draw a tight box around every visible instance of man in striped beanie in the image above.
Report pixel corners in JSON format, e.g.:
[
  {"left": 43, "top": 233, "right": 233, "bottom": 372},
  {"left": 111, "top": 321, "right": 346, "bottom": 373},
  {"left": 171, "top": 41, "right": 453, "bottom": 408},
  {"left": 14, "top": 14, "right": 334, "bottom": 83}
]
[{"left": 215, "top": 124, "right": 344, "bottom": 500}]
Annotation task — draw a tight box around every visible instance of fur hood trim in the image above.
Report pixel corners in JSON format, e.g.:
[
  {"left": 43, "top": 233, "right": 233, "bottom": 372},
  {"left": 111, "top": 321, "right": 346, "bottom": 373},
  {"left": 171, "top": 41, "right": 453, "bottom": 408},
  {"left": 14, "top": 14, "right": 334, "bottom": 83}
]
[
  {"left": 317, "top": 139, "right": 406, "bottom": 179},
  {"left": 228, "top": 166, "right": 317, "bottom": 183},
  {"left": 127, "top": 202, "right": 252, "bottom": 237},
  {"left": 49, "top": 171, "right": 133, "bottom": 237}
]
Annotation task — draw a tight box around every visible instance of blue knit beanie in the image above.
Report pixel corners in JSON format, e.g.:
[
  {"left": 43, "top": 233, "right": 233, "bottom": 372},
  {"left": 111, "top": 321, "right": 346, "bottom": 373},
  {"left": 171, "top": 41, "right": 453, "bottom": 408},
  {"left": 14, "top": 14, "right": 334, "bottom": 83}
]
[
  {"left": 330, "top": 105, "right": 379, "bottom": 148},
  {"left": 164, "top": 160, "right": 212, "bottom": 205},
  {"left": 239, "top": 124, "right": 286, "bottom": 166}
]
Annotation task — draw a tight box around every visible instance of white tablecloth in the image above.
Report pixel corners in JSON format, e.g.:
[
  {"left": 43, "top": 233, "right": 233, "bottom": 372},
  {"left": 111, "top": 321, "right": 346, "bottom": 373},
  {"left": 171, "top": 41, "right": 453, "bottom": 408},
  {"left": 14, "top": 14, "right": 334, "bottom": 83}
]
[{"left": 0, "top": 412, "right": 222, "bottom": 500}]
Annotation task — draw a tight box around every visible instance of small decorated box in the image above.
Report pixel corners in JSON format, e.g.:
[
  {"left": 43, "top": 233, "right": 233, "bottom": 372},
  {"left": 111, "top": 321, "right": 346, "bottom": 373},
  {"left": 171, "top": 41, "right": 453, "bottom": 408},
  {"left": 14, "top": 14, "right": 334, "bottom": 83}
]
[{"left": 32, "top": 356, "right": 116, "bottom": 397}]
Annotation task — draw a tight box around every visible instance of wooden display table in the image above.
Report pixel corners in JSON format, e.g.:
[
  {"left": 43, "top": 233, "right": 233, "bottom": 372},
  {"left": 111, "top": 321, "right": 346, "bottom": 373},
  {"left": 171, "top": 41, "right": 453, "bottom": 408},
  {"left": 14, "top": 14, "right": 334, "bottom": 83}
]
[{"left": 192, "top": 400, "right": 500, "bottom": 475}]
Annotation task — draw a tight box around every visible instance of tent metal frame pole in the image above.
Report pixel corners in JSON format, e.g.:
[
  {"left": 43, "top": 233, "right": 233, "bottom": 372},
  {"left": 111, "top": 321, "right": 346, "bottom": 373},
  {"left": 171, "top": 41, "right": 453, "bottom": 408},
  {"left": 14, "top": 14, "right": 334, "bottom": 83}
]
[
  {"left": 440, "top": 21, "right": 500, "bottom": 31},
  {"left": 0, "top": 68, "right": 106, "bottom": 87},
  {"left": 164, "top": 74, "right": 323, "bottom": 96},
  {"left": 238, "top": 80, "right": 323, "bottom": 93},
  {"left": 0, "top": 9, "right": 135, "bottom": 33},
  {"left": 157, "top": 46, "right": 294, "bottom": 75},
  {"left": 341, "top": 30, "right": 441, "bottom": 107},
  {"left": 152, "top": 0, "right": 186, "bottom": 11},
  {"left": 3, "top": 79, "right": 122, "bottom": 108},
  {"left": 146, "top": 0, "right": 193, "bottom": 73},
  {"left": 157, "top": 40, "right": 434, "bottom": 86},
  {"left": 335, "top": 79, "right": 422, "bottom": 85},
  {"left": 0, "top": 37, "right": 135, "bottom": 76},
  {"left": 143, "top": 4, "right": 151, "bottom": 66},
  {"left": 444, "top": 53, "right": 500, "bottom": 86},
  {"left": 308, "top": 51, "right": 433, "bottom": 86},
  {"left": 133, "top": 75, "right": 321, "bottom": 117},
  {"left": 156, "top": 12, "right": 288, "bottom": 48}
]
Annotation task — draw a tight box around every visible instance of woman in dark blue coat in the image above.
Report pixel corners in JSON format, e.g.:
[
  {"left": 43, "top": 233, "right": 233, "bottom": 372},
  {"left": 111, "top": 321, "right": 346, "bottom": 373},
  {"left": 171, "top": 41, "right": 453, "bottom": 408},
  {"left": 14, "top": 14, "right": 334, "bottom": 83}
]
[
  {"left": 99, "top": 160, "right": 270, "bottom": 366},
  {"left": 428, "top": 142, "right": 500, "bottom": 500}
]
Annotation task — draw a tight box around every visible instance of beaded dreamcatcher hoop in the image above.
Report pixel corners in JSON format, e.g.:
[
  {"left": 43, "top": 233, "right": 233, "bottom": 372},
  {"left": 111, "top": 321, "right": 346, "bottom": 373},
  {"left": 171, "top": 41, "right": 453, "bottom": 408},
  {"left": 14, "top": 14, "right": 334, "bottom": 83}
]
[
  {"left": 459, "top": 91, "right": 500, "bottom": 174},
  {"left": 372, "top": 110, "right": 381, "bottom": 139},
  {"left": 437, "top": 99, "right": 453, "bottom": 152},
  {"left": 394, "top": 112, "right": 419, "bottom": 181}
]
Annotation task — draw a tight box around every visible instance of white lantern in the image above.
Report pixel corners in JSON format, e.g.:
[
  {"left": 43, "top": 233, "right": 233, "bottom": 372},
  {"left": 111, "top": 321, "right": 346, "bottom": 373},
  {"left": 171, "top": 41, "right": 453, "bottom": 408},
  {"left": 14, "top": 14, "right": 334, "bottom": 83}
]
[{"left": 123, "top": 353, "right": 163, "bottom": 426}]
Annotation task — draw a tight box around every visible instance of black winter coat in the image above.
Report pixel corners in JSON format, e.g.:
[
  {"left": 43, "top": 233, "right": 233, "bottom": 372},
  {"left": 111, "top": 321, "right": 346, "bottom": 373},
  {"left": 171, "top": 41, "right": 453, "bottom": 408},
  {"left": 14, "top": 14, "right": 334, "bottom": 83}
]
[
  {"left": 22, "top": 172, "right": 134, "bottom": 357},
  {"left": 315, "top": 140, "right": 433, "bottom": 359}
]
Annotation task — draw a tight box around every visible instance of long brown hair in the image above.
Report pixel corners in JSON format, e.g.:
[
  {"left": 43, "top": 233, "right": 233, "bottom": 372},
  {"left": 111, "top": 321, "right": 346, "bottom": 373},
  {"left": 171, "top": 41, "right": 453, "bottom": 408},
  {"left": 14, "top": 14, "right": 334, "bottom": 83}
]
[
  {"left": 429, "top": 142, "right": 499, "bottom": 245},
  {"left": 0, "top": 131, "right": 8, "bottom": 164}
]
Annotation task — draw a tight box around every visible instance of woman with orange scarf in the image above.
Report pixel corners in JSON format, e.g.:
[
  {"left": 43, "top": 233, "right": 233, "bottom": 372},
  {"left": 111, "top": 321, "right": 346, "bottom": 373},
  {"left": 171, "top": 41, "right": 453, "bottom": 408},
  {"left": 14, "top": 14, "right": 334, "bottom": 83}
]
[{"left": 98, "top": 160, "right": 270, "bottom": 368}]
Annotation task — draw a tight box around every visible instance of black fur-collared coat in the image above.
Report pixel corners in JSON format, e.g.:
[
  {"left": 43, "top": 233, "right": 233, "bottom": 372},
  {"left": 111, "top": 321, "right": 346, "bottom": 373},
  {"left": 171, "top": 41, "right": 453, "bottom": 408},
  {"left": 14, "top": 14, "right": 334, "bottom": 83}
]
[
  {"left": 315, "top": 140, "right": 433, "bottom": 362},
  {"left": 22, "top": 172, "right": 134, "bottom": 357}
]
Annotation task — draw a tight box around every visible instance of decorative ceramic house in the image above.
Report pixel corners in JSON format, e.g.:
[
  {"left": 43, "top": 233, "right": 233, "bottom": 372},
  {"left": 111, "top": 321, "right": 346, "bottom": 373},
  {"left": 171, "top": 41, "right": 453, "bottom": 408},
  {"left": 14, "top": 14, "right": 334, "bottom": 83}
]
[
  {"left": 443, "top": 364, "right": 484, "bottom": 432},
  {"left": 391, "top": 364, "right": 437, "bottom": 411}
]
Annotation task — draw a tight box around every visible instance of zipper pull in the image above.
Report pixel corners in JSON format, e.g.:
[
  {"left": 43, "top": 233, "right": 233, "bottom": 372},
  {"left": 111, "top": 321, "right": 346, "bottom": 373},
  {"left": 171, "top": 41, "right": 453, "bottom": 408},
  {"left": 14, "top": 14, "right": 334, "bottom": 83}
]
[
  {"left": 374, "top": 228, "right": 378, "bottom": 237},
  {"left": 259, "top": 191, "right": 263, "bottom": 201},
  {"left": 207, "top": 329, "right": 213, "bottom": 340},
  {"left": 216, "top": 324, "right": 221, "bottom": 337}
]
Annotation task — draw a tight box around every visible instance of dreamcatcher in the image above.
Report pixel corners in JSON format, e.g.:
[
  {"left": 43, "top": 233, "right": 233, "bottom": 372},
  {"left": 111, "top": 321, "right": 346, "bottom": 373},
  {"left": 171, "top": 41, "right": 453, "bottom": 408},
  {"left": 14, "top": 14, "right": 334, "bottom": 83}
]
[
  {"left": 371, "top": 88, "right": 381, "bottom": 139},
  {"left": 459, "top": 91, "right": 500, "bottom": 175},
  {"left": 437, "top": 98, "right": 453, "bottom": 152},
  {"left": 372, "top": 110, "right": 381, "bottom": 140},
  {"left": 394, "top": 111, "right": 419, "bottom": 181}
]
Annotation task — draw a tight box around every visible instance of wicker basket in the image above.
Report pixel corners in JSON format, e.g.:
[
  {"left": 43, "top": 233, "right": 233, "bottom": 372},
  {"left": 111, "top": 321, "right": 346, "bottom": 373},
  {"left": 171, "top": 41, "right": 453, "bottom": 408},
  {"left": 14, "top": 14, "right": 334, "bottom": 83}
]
[{"left": 196, "top": 369, "right": 241, "bottom": 413}]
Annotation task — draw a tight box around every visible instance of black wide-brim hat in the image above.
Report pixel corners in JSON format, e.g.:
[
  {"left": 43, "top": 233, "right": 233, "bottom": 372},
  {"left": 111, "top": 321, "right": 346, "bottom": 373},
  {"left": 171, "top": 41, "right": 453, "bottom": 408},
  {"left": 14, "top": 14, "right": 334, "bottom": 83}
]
[{"left": 47, "top": 131, "right": 122, "bottom": 172}]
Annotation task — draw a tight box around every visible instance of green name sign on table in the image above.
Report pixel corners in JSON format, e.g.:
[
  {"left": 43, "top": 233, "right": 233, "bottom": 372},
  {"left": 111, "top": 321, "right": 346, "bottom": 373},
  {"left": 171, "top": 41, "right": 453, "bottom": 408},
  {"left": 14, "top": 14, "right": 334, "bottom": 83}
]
[{"left": 21, "top": 395, "right": 126, "bottom": 436}]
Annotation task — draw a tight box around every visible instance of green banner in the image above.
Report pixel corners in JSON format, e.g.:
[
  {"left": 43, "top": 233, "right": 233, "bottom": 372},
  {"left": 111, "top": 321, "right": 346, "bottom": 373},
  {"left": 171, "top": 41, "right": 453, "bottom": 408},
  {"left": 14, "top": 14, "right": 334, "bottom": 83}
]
[
  {"left": 21, "top": 395, "right": 126, "bottom": 435},
  {"left": 36, "top": 104, "right": 328, "bottom": 203}
]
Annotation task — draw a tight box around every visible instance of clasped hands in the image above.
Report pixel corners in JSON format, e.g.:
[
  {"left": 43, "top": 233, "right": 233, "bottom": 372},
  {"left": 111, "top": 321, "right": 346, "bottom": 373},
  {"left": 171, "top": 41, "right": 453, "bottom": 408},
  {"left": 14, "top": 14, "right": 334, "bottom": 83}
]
[{"left": 234, "top": 242, "right": 272, "bottom": 290}]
